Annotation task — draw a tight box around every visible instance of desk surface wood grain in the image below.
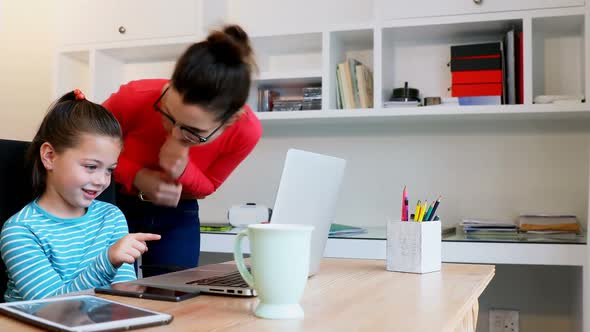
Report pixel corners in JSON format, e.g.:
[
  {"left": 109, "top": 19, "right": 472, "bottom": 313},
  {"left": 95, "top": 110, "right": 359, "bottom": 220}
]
[{"left": 0, "top": 259, "right": 494, "bottom": 332}]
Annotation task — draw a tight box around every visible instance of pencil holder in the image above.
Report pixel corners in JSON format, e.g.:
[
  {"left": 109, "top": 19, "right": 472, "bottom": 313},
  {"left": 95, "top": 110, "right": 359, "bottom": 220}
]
[{"left": 386, "top": 220, "right": 441, "bottom": 274}]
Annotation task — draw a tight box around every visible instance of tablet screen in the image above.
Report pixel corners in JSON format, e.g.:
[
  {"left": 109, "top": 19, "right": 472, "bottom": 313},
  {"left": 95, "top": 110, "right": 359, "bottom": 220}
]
[{"left": 2, "top": 295, "right": 170, "bottom": 330}]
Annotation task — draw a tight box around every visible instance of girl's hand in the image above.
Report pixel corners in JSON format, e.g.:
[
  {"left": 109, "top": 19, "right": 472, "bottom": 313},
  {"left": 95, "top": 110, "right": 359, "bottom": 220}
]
[
  {"left": 133, "top": 169, "right": 183, "bottom": 207},
  {"left": 108, "top": 233, "right": 161, "bottom": 268},
  {"left": 159, "top": 136, "right": 190, "bottom": 180}
]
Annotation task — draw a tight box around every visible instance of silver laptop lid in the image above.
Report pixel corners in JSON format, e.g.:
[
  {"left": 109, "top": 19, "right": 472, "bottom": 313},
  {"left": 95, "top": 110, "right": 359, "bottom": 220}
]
[{"left": 270, "top": 149, "right": 346, "bottom": 275}]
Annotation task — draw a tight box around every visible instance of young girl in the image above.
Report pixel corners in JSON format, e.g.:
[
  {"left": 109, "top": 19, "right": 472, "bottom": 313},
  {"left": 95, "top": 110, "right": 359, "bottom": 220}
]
[{"left": 0, "top": 90, "right": 160, "bottom": 302}]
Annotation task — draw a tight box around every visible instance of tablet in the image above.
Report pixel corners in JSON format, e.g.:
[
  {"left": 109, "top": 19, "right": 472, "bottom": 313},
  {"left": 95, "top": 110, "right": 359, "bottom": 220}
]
[
  {"left": 0, "top": 295, "right": 173, "bottom": 332},
  {"left": 95, "top": 283, "right": 200, "bottom": 302}
]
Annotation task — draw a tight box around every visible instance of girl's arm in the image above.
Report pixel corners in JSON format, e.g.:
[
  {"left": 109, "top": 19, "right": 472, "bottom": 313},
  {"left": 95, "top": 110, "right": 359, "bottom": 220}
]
[
  {"left": 0, "top": 207, "right": 136, "bottom": 301},
  {"left": 1, "top": 224, "right": 119, "bottom": 300}
]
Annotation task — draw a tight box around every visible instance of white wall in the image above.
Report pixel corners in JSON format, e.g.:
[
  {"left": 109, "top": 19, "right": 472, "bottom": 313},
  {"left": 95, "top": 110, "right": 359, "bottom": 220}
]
[
  {"left": 0, "top": 0, "right": 56, "bottom": 141},
  {"left": 200, "top": 122, "right": 590, "bottom": 230}
]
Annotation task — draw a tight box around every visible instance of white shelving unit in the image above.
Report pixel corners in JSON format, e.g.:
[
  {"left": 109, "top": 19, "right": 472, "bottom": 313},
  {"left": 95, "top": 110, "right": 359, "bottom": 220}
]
[
  {"left": 200, "top": 231, "right": 587, "bottom": 266},
  {"left": 55, "top": 1, "right": 590, "bottom": 331}
]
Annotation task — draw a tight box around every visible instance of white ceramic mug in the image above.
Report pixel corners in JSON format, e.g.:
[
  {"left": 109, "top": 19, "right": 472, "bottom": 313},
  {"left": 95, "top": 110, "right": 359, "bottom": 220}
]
[{"left": 233, "top": 223, "right": 314, "bottom": 319}]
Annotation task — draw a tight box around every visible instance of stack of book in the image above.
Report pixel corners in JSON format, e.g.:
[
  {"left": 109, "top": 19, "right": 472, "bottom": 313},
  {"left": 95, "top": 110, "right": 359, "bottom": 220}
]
[
  {"left": 459, "top": 219, "right": 518, "bottom": 235},
  {"left": 450, "top": 42, "right": 503, "bottom": 105},
  {"left": 302, "top": 87, "right": 322, "bottom": 110},
  {"left": 450, "top": 29, "right": 523, "bottom": 105},
  {"left": 335, "top": 58, "right": 373, "bottom": 109},
  {"left": 518, "top": 215, "right": 581, "bottom": 234},
  {"left": 272, "top": 97, "right": 303, "bottom": 112}
]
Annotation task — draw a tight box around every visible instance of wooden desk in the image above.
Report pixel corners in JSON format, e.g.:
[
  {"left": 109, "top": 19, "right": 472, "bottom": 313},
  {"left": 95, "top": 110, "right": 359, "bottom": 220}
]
[{"left": 0, "top": 259, "right": 494, "bottom": 332}]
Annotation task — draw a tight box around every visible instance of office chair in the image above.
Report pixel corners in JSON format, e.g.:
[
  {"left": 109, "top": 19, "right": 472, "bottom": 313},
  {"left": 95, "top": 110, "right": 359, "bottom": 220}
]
[{"left": 0, "top": 139, "right": 115, "bottom": 302}]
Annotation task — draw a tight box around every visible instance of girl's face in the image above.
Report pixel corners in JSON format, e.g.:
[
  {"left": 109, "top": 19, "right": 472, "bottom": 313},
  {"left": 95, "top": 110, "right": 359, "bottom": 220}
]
[{"left": 40, "top": 134, "right": 121, "bottom": 218}]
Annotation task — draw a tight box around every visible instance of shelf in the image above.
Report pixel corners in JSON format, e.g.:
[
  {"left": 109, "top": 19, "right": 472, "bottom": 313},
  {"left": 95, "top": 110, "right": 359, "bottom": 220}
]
[
  {"left": 254, "top": 71, "right": 322, "bottom": 86},
  {"left": 251, "top": 32, "right": 322, "bottom": 73},
  {"left": 532, "top": 14, "right": 585, "bottom": 100},
  {"left": 200, "top": 230, "right": 587, "bottom": 266},
  {"left": 382, "top": 19, "right": 522, "bottom": 104},
  {"left": 253, "top": 103, "right": 590, "bottom": 123}
]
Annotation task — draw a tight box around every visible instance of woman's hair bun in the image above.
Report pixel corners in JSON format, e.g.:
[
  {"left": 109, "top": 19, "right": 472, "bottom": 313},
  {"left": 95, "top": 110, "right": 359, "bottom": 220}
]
[{"left": 206, "top": 24, "right": 253, "bottom": 65}]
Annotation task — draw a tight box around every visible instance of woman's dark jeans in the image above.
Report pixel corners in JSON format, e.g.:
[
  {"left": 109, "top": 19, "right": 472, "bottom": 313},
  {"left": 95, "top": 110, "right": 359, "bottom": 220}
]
[{"left": 116, "top": 193, "right": 200, "bottom": 277}]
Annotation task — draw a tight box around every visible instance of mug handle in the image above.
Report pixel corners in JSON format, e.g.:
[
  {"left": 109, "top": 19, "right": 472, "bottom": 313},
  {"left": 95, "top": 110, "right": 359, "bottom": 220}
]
[{"left": 233, "top": 229, "right": 255, "bottom": 288}]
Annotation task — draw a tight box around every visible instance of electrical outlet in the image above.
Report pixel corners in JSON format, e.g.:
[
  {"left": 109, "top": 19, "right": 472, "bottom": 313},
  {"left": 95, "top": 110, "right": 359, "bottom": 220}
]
[{"left": 489, "top": 309, "right": 519, "bottom": 332}]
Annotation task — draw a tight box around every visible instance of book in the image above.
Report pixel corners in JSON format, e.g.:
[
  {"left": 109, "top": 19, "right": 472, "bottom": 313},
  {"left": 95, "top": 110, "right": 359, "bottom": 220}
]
[
  {"left": 348, "top": 58, "right": 362, "bottom": 108},
  {"left": 452, "top": 83, "right": 503, "bottom": 97},
  {"left": 200, "top": 222, "right": 233, "bottom": 232},
  {"left": 450, "top": 57, "right": 502, "bottom": 71},
  {"left": 338, "top": 62, "right": 354, "bottom": 109},
  {"left": 504, "top": 29, "right": 516, "bottom": 104},
  {"left": 458, "top": 96, "right": 502, "bottom": 105},
  {"left": 356, "top": 64, "right": 374, "bottom": 108},
  {"left": 336, "top": 65, "right": 343, "bottom": 109},
  {"left": 452, "top": 70, "right": 503, "bottom": 85},
  {"left": 451, "top": 42, "right": 502, "bottom": 58},
  {"left": 517, "top": 31, "right": 524, "bottom": 104},
  {"left": 518, "top": 214, "right": 581, "bottom": 233},
  {"left": 329, "top": 223, "right": 367, "bottom": 236},
  {"left": 460, "top": 219, "right": 518, "bottom": 234}
]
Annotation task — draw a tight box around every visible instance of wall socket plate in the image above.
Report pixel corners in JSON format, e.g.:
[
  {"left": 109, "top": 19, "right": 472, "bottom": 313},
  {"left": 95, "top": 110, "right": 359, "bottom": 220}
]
[{"left": 489, "top": 309, "right": 519, "bottom": 332}]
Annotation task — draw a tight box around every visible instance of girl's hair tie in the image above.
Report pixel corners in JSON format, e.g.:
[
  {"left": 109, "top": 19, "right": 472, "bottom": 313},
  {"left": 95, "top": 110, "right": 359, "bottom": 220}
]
[{"left": 73, "top": 89, "right": 86, "bottom": 101}]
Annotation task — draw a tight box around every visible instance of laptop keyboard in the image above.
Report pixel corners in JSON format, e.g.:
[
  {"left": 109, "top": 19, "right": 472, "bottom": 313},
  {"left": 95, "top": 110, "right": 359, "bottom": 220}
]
[{"left": 186, "top": 270, "right": 250, "bottom": 288}]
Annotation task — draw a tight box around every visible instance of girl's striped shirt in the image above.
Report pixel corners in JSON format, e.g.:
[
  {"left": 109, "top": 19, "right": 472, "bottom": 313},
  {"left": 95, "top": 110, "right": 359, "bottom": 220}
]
[{"left": 0, "top": 200, "right": 136, "bottom": 302}]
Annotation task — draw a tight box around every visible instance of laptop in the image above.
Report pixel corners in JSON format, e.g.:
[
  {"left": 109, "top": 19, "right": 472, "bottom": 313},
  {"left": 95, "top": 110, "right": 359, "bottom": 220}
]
[{"left": 134, "top": 149, "right": 346, "bottom": 296}]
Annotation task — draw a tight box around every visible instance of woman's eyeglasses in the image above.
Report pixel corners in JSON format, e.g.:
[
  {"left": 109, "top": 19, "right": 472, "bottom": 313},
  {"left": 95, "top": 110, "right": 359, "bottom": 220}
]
[{"left": 153, "top": 87, "right": 224, "bottom": 144}]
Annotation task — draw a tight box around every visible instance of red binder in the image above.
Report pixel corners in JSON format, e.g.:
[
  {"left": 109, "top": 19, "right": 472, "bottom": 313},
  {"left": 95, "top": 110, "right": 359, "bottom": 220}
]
[
  {"left": 452, "top": 70, "right": 503, "bottom": 85},
  {"left": 451, "top": 83, "right": 503, "bottom": 97}
]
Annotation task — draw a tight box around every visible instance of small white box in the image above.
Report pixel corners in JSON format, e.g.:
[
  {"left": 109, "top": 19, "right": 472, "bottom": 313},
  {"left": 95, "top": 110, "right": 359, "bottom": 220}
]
[{"left": 386, "top": 220, "right": 441, "bottom": 273}]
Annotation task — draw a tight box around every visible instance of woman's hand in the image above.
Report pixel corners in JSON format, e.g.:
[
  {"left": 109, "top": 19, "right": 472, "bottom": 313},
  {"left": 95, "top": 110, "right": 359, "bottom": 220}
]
[
  {"left": 108, "top": 233, "right": 161, "bottom": 268},
  {"left": 133, "top": 169, "right": 183, "bottom": 207},
  {"left": 159, "top": 136, "right": 190, "bottom": 179}
]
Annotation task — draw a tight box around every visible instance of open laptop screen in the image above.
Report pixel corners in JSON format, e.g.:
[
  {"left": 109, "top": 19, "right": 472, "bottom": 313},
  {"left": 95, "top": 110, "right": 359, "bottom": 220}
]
[{"left": 270, "top": 149, "right": 346, "bottom": 275}]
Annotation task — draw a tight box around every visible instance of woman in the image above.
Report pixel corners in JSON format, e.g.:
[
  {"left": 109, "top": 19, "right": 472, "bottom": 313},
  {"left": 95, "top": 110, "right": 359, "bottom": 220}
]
[{"left": 103, "top": 25, "right": 262, "bottom": 277}]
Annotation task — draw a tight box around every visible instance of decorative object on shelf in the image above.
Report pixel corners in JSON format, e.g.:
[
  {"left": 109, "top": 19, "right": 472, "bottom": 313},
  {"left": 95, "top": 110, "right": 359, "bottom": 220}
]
[
  {"left": 390, "top": 81, "right": 420, "bottom": 102},
  {"left": 423, "top": 96, "right": 442, "bottom": 106},
  {"left": 533, "top": 95, "right": 585, "bottom": 104}
]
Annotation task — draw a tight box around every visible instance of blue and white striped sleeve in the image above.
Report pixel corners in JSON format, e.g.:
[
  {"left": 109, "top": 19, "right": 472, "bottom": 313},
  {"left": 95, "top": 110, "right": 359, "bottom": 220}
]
[
  {"left": 105, "top": 206, "right": 137, "bottom": 283},
  {"left": 0, "top": 224, "right": 118, "bottom": 301}
]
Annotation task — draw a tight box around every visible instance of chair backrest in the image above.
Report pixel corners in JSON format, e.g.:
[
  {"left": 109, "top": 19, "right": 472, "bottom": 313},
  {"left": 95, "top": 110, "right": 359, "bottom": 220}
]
[{"left": 0, "top": 139, "right": 115, "bottom": 301}]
